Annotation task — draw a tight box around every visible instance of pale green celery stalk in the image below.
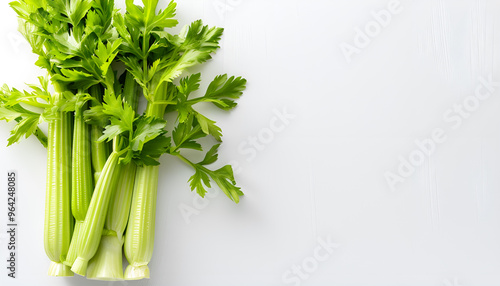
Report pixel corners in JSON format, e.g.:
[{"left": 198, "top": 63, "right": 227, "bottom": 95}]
[
  {"left": 64, "top": 86, "right": 110, "bottom": 268},
  {"left": 124, "top": 165, "right": 158, "bottom": 279},
  {"left": 87, "top": 163, "right": 136, "bottom": 280},
  {"left": 45, "top": 87, "right": 73, "bottom": 276},
  {"left": 70, "top": 148, "right": 124, "bottom": 276},
  {"left": 122, "top": 71, "right": 140, "bottom": 114},
  {"left": 87, "top": 74, "right": 139, "bottom": 280},
  {"left": 64, "top": 100, "right": 93, "bottom": 267},
  {"left": 89, "top": 85, "right": 109, "bottom": 182},
  {"left": 124, "top": 83, "right": 168, "bottom": 280}
]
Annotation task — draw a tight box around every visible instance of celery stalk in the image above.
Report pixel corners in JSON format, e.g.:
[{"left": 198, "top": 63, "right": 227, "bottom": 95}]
[
  {"left": 70, "top": 150, "right": 123, "bottom": 276},
  {"left": 85, "top": 235, "right": 124, "bottom": 280},
  {"left": 123, "top": 83, "right": 167, "bottom": 280},
  {"left": 64, "top": 101, "right": 93, "bottom": 266},
  {"left": 89, "top": 85, "right": 109, "bottom": 182},
  {"left": 87, "top": 162, "right": 137, "bottom": 280},
  {"left": 124, "top": 165, "right": 159, "bottom": 280},
  {"left": 45, "top": 110, "right": 73, "bottom": 276},
  {"left": 87, "top": 73, "right": 139, "bottom": 280}
]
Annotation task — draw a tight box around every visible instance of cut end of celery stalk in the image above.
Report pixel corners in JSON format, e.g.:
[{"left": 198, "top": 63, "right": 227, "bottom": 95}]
[
  {"left": 124, "top": 265, "right": 150, "bottom": 280},
  {"left": 70, "top": 257, "right": 89, "bottom": 276},
  {"left": 86, "top": 235, "right": 124, "bottom": 281},
  {"left": 48, "top": 261, "right": 73, "bottom": 277}
]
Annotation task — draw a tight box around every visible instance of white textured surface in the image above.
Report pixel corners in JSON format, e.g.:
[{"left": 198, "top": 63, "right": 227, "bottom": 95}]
[{"left": 1, "top": 0, "right": 500, "bottom": 285}]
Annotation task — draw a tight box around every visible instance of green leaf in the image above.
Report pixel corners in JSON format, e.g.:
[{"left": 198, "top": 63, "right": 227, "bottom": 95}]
[
  {"left": 90, "top": 0, "right": 115, "bottom": 33},
  {"left": 58, "top": 91, "right": 91, "bottom": 113},
  {"left": 121, "top": 56, "right": 146, "bottom": 88},
  {"left": 83, "top": 104, "right": 109, "bottom": 127},
  {"left": 195, "top": 113, "right": 222, "bottom": 141},
  {"left": 98, "top": 90, "right": 135, "bottom": 142},
  {"left": 124, "top": 0, "right": 144, "bottom": 29},
  {"left": 172, "top": 114, "right": 205, "bottom": 151},
  {"left": 130, "top": 115, "right": 167, "bottom": 152},
  {"left": 175, "top": 98, "right": 191, "bottom": 123},
  {"left": 132, "top": 134, "right": 170, "bottom": 166},
  {"left": 157, "top": 21, "right": 223, "bottom": 84},
  {"left": 184, "top": 162, "right": 242, "bottom": 202},
  {"left": 157, "top": 49, "right": 203, "bottom": 83},
  {"left": 125, "top": 0, "right": 177, "bottom": 33},
  {"left": 210, "top": 165, "right": 243, "bottom": 203},
  {"left": 51, "top": 69, "right": 100, "bottom": 90},
  {"left": 99, "top": 124, "right": 124, "bottom": 142},
  {"left": 185, "top": 74, "right": 246, "bottom": 110},
  {"left": 0, "top": 79, "right": 51, "bottom": 109},
  {"left": 178, "top": 140, "right": 202, "bottom": 151},
  {"left": 9, "top": 1, "right": 31, "bottom": 20},
  {"left": 8, "top": 115, "right": 41, "bottom": 146},
  {"left": 102, "top": 91, "right": 135, "bottom": 129},
  {"left": 199, "top": 144, "right": 220, "bottom": 165},
  {"left": 206, "top": 74, "right": 246, "bottom": 99},
  {"left": 92, "top": 39, "right": 122, "bottom": 76},
  {"left": 175, "top": 20, "right": 224, "bottom": 53},
  {"left": 51, "top": 32, "right": 81, "bottom": 56},
  {"left": 68, "top": 0, "right": 93, "bottom": 27},
  {"left": 188, "top": 166, "right": 211, "bottom": 197},
  {"left": 0, "top": 107, "right": 23, "bottom": 122},
  {"left": 147, "top": 59, "right": 161, "bottom": 82},
  {"left": 151, "top": 1, "right": 178, "bottom": 30},
  {"left": 178, "top": 73, "right": 201, "bottom": 97}
]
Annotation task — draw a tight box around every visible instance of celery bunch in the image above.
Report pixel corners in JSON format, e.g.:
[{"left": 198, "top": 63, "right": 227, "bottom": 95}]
[{"left": 0, "top": 0, "right": 246, "bottom": 280}]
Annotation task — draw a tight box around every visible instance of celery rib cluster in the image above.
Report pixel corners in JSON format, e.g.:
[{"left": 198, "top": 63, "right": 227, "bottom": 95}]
[{"left": 0, "top": 0, "right": 247, "bottom": 280}]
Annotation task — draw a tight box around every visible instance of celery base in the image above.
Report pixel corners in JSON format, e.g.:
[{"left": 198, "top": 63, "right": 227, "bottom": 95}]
[
  {"left": 71, "top": 257, "right": 89, "bottom": 276},
  {"left": 48, "top": 261, "right": 73, "bottom": 276},
  {"left": 124, "top": 264, "right": 150, "bottom": 280},
  {"left": 87, "top": 235, "right": 124, "bottom": 280}
]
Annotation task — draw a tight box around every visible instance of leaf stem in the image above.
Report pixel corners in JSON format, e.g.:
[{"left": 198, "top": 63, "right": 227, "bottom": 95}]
[{"left": 175, "top": 153, "right": 196, "bottom": 169}]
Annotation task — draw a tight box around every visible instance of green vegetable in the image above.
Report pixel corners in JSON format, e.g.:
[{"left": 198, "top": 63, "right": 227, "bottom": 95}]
[
  {"left": 45, "top": 101, "right": 73, "bottom": 277},
  {"left": 70, "top": 148, "right": 123, "bottom": 276},
  {"left": 86, "top": 162, "right": 136, "bottom": 280},
  {"left": 87, "top": 72, "right": 139, "bottom": 280},
  {"left": 123, "top": 165, "right": 158, "bottom": 279},
  {"left": 0, "top": 83, "right": 48, "bottom": 147},
  {"left": 9, "top": 0, "right": 120, "bottom": 274},
  {"left": 88, "top": 85, "right": 110, "bottom": 182},
  {"left": 1, "top": 0, "right": 247, "bottom": 280},
  {"left": 114, "top": 0, "right": 246, "bottom": 279},
  {"left": 170, "top": 73, "right": 246, "bottom": 201},
  {"left": 0, "top": 71, "right": 75, "bottom": 276},
  {"left": 67, "top": 98, "right": 93, "bottom": 267},
  {"left": 70, "top": 89, "right": 169, "bottom": 276}
]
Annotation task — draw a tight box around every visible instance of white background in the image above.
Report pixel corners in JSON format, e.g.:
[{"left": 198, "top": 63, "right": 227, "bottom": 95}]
[{"left": 1, "top": 0, "right": 500, "bottom": 285}]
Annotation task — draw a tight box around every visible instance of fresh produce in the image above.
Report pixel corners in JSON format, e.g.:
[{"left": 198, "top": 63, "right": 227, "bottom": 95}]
[{"left": 0, "top": 0, "right": 246, "bottom": 280}]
